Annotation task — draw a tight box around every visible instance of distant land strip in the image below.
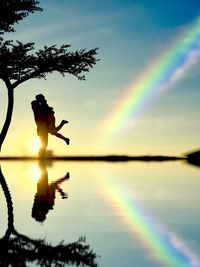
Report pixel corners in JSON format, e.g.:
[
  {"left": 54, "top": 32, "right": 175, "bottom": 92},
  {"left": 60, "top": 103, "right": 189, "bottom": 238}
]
[{"left": 0, "top": 155, "right": 186, "bottom": 162}]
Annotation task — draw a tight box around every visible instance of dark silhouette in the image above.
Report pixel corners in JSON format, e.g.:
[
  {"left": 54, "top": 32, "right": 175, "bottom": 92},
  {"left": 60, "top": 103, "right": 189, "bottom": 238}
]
[
  {"left": 185, "top": 149, "right": 200, "bottom": 167},
  {"left": 31, "top": 94, "right": 70, "bottom": 157},
  {"left": 0, "top": 0, "right": 42, "bottom": 34},
  {"left": 0, "top": 154, "right": 185, "bottom": 162},
  {"left": 32, "top": 160, "right": 69, "bottom": 222},
  {"left": 0, "top": 1, "right": 99, "bottom": 152},
  {"left": 0, "top": 165, "right": 99, "bottom": 266}
]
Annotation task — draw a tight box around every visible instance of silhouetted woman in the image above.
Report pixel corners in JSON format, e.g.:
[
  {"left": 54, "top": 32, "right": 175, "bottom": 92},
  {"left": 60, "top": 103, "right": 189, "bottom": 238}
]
[{"left": 31, "top": 94, "right": 70, "bottom": 157}]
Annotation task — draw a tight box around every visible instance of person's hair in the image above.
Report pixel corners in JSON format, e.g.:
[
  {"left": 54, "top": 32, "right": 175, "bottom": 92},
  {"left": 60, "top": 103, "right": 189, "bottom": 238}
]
[{"left": 36, "top": 94, "right": 45, "bottom": 101}]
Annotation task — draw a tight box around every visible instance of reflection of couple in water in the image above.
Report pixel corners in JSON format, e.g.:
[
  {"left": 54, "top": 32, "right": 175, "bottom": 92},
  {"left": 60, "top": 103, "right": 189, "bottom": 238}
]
[
  {"left": 31, "top": 94, "right": 70, "bottom": 221},
  {"left": 32, "top": 160, "right": 70, "bottom": 222},
  {"left": 31, "top": 94, "right": 70, "bottom": 157}
]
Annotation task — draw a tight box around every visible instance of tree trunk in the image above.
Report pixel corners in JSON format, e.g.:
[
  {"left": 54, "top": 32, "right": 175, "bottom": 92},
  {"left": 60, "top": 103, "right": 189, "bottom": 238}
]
[
  {"left": 0, "top": 83, "right": 14, "bottom": 152},
  {"left": 0, "top": 166, "right": 14, "bottom": 236},
  {"left": 0, "top": 166, "right": 14, "bottom": 267}
]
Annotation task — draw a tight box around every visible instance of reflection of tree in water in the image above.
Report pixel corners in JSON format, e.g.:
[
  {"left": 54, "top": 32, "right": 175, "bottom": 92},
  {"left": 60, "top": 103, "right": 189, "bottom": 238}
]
[
  {"left": 32, "top": 160, "right": 69, "bottom": 222},
  {"left": 0, "top": 166, "right": 98, "bottom": 266}
]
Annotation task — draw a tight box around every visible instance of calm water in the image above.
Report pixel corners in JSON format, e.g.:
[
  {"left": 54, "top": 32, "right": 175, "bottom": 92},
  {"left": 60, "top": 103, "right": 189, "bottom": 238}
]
[{"left": 0, "top": 160, "right": 200, "bottom": 266}]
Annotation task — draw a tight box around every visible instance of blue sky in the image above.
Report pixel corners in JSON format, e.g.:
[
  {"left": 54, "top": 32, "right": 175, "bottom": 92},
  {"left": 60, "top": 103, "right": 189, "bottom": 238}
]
[{"left": 1, "top": 0, "right": 200, "bottom": 156}]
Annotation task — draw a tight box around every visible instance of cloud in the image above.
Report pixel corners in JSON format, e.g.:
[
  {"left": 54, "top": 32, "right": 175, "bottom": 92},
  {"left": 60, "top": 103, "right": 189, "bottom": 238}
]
[
  {"left": 169, "top": 233, "right": 200, "bottom": 267},
  {"left": 170, "top": 44, "right": 200, "bottom": 84}
]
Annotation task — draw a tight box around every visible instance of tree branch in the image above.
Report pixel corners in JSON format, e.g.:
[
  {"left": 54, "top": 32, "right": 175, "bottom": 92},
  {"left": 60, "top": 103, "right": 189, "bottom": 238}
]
[
  {"left": 0, "top": 0, "right": 42, "bottom": 34},
  {"left": 0, "top": 40, "right": 99, "bottom": 88}
]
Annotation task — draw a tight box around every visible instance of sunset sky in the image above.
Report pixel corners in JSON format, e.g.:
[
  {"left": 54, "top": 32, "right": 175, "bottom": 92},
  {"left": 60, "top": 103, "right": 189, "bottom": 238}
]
[{"left": 1, "top": 0, "right": 200, "bottom": 156}]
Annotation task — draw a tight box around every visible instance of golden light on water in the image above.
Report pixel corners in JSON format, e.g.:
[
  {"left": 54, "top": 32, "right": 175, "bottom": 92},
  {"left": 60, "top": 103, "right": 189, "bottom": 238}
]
[
  {"left": 28, "top": 136, "right": 41, "bottom": 155},
  {"left": 28, "top": 163, "right": 41, "bottom": 181}
]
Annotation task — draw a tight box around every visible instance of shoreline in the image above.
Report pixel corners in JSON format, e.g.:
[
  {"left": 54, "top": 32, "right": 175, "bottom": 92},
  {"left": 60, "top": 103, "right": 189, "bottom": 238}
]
[{"left": 0, "top": 155, "right": 186, "bottom": 162}]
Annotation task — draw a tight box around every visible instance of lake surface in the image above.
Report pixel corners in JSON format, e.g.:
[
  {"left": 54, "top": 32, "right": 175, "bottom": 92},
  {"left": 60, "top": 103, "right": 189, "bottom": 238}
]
[{"left": 0, "top": 159, "right": 200, "bottom": 266}]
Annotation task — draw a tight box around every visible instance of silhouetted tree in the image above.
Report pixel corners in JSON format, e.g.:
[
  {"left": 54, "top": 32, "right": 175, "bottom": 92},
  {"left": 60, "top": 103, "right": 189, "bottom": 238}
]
[
  {"left": 0, "top": 166, "right": 99, "bottom": 266},
  {"left": 0, "top": 0, "right": 42, "bottom": 34},
  {"left": 0, "top": 1, "right": 98, "bottom": 151}
]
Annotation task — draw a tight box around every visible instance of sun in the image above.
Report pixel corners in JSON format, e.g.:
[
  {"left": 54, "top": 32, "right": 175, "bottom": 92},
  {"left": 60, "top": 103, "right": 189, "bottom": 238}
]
[
  {"left": 28, "top": 163, "right": 41, "bottom": 181},
  {"left": 28, "top": 136, "right": 41, "bottom": 155}
]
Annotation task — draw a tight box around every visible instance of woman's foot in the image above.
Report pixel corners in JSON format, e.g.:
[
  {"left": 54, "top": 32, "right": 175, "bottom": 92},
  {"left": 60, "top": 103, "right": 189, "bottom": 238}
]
[
  {"left": 65, "top": 138, "right": 70, "bottom": 145},
  {"left": 61, "top": 193, "right": 68, "bottom": 199},
  {"left": 62, "top": 120, "right": 69, "bottom": 125},
  {"left": 65, "top": 172, "right": 70, "bottom": 179}
]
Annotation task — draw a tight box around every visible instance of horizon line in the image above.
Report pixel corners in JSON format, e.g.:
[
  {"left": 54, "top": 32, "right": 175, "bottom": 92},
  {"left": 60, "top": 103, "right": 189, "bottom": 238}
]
[{"left": 0, "top": 154, "right": 185, "bottom": 162}]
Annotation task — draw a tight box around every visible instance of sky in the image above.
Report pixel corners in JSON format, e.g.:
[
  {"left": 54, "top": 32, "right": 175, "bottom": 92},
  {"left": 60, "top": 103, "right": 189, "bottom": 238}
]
[{"left": 1, "top": 0, "right": 200, "bottom": 156}]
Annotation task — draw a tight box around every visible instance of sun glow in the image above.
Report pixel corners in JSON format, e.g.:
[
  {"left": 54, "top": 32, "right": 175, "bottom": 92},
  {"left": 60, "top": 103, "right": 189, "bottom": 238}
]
[
  {"left": 28, "top": 163, "right": 41, "bottom": 181},
  {"left": 28, "top": 136, "right": 41, "bottom": 155}
]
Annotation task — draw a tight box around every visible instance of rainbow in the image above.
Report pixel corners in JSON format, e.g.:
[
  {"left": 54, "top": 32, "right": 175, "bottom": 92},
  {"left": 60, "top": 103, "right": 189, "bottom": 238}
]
[
  {"left": 102, "top": 18, "right": 200, "bottom": 137},
  {"left": 103, "top": 179, "right": 200, "bottom": 267}
]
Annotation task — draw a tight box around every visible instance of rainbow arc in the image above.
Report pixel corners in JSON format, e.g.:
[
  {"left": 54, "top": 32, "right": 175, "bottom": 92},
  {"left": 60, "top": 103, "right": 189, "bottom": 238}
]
[
  {"left": 103, "top": 179, "right": 200, "bottom": 267},
  {"left": 102, "top": 18, "right": 200, "bottom": 138}
]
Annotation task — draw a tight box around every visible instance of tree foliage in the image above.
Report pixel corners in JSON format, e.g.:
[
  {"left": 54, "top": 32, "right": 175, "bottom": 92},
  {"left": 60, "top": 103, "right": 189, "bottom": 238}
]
[
  {"left": 0, "top": 0, "right": 99, "bottom": 151},
  {"left": 0, "top": 233, "right": 99, "bottom": 266},
  {"left": 0, "top": 167, "right": 99, "bottom": 267},
  {"left": 0, "top": 40, "right": 99, "bottom": 88},
  {"left": 0, "top": 0, "right": 42, "bottom": 34}
]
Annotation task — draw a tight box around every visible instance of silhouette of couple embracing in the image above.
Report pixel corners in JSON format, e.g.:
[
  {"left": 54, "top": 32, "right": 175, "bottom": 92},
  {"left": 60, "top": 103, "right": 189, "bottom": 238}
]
[{"left": 31, "top": 94, "right": 70, "bottom": 157}]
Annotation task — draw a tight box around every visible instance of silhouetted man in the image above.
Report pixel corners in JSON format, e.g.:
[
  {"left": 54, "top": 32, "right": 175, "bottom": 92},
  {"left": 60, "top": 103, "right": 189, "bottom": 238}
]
[{"left": 31, "top": 94, "right": 70, "bottom": 157}]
